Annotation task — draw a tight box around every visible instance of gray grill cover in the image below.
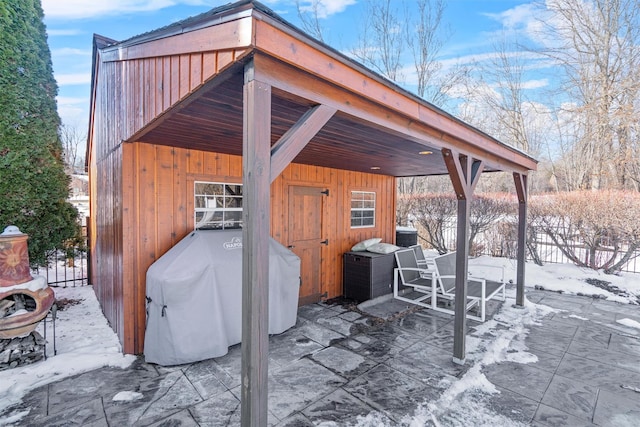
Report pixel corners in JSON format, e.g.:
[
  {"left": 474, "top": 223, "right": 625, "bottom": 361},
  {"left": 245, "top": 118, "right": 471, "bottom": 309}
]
[{"left": 144, "top": 229, "right": 300, "bottom": 365}]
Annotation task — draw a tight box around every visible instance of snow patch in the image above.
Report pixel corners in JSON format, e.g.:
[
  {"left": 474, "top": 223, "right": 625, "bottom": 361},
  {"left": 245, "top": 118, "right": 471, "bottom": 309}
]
[
  {"left": 342, "top": 296, "right": 555, "bottom": 426},
  {"left": 617, "top": 318, "right": 640, "bottom": 330},
  {"left": 468, "top": 255, "right": 640, "bottom": 305},
  {"left": 112, "top": 391, "right": 144, "bottom": 402},
  {"left": 0, "top": 286, "right": 135, "bottom": 417}
]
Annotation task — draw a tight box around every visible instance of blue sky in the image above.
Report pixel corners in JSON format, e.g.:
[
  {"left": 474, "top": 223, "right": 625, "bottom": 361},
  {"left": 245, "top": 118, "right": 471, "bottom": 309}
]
[{"left": 41, "top": 0, "right": 545, "bottom": 136}]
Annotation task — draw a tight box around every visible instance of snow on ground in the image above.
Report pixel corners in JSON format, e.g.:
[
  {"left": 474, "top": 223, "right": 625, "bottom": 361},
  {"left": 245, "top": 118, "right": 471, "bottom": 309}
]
[
  {"left": 0, "top": 258, "right": 638, "bottom": 425},
  {"left": 0, "top": 286, "right": 135, "bottom": 415},
  {"left": 468, "top": 255, "right": 640, "bottom": 305},
  {"left": 400, "top": 294, "right": 554, "bottom": 426},
  {"left": 112, "top": 391, "right": 144, "bottom": 402},
  {"left": 617, "top": 318, "right": 640, "bottom": 330},
  {"left": 330, "top": 290, "right": 558, "bottom": 427}
]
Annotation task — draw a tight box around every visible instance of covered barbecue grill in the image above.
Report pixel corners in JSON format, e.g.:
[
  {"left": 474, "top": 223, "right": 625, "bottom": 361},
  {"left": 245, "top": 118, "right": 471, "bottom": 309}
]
[{"left": 144, "top": 229, "right": 300, "bottom": 365}]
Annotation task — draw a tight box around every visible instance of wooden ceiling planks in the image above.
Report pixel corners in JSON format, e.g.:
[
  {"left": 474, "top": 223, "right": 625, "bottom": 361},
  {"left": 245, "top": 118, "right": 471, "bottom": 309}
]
[{"left": 137, "top": 69, "right": 453, "bottom": 177}]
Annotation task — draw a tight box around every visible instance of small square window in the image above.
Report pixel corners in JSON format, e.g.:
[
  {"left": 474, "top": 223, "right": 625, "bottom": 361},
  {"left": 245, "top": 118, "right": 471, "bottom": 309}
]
[
  {"left": 194, "top": 181, "right": 243, "bottom": 230},
  {"left": 350, "top": 191, "right": 375, "bottom": 228}
]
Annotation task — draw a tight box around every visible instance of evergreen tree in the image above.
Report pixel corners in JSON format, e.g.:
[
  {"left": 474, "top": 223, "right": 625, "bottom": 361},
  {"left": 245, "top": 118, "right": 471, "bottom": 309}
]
[{"left": 0, "top": 0, "right": 80, "bottom": 267}]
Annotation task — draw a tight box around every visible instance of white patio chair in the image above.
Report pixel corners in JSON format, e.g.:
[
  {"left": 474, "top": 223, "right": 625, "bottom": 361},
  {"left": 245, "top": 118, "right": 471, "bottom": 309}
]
[
  {"left": 409, "top": 244, "right": 429, "bottom": 268},
  {"left": 393, "top": 248, "right": 479, "bottom": 317},
  {"left": 393, "top": 249, "right": 505, "bottom": 322},
  {"left": 432, "top": 252, "right": 506, "bottom": 322}
]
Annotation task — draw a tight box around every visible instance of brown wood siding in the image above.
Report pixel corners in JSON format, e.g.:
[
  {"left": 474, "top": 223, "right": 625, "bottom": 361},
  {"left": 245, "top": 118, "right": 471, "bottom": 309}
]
[
  {"left": 90, "top": 47, "right": 246, "bottom": 353},
  {"left": 94, "top": 48, "right": 247, "bottom": 161},
  {"left": 121, "top": 143, "right": 395, "bottom": 354},
  {"left": 90, "top": 145, "right": 125, "bottom": 349}
]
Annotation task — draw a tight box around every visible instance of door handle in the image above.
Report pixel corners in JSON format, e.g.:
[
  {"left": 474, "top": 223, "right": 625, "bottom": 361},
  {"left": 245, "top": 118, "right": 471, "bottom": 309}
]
[
  {"left": 320, "top": 239, "right": 329, "bottom": 245},
  {"left": 287, "top": 245, "right": 295, "bottom": 249}
]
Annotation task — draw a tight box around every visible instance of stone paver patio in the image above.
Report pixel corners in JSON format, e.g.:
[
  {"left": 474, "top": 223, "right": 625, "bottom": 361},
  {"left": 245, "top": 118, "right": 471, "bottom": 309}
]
[{"left": 2, "top": 288, "right": 640, "bottom": 426}]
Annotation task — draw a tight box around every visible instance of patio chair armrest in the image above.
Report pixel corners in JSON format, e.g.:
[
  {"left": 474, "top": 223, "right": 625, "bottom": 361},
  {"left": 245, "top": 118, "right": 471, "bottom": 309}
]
[
  {"left": 399, "top": 267, "right": 434, "bottom": 278},
  {"left": 399, "top": 267, "right": 433, "bottom": 273},
  {"left": 467, "top": 277, "right": 486, "bottom": 285},
  {"left": 440, "top": 274, "right": 487, "bottom": 285},
  {"left": 469, "top": 264, "right": 505, "bottom": 283}
]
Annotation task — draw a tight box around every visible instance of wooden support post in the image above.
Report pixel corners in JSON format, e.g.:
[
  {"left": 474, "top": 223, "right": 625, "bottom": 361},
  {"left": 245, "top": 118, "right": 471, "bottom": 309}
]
[
  {"left": 513, "top": 172, "right": 528, "bottom": 307},
  {"left": 241, "top": 60, "right": 272, "bottom": 427},
  {"left": 453, "top": 195, "right": 471, "bottom": 364},
  {"left": 442, "top": 148, "right": 484, "bottom": 365}
]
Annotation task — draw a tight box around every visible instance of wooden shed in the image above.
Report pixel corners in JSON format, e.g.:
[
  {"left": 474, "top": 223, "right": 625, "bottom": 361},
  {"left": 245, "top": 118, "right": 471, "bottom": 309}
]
[{"left": 87, "top": 1, "right": 536, "bottom": 406}]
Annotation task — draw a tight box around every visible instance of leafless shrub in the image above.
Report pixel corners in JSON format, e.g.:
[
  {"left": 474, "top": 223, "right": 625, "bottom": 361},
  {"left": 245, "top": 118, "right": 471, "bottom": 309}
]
[
  {"left": 531, "top": 191, "right": 640, "bottom": 273},
  {"left": 469, "top": 193, "right": 516, "bottom": 256},
  {"left": 396, "top": 193, "right": 416, "bottom": 227},
  {"left": 483, "top": 221, "right": 517, "bottom": 258},
  {"left": 411, "top": 193, "right": 456, "bottom": 254},
  {"left": 409, "top": 193, "right": 515, "bottom": 255},
  {"left": 524, "top": 204, "right": 545, "bottom": 266}
]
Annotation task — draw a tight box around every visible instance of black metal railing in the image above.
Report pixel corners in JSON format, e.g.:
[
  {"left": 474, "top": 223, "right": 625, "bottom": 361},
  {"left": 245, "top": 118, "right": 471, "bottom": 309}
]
[
  {"left": 418, "top": 221, "right": 640, "bottom": 274},
  {"left": 31, "top": 225, "right": 89, "bottom": 287}
]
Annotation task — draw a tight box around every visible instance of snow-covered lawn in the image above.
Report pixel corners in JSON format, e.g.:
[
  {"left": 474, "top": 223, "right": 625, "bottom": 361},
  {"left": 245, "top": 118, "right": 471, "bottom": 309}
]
[
  {"left": 0, "top": 258, "right": 638, "bottom": 425},
  {"left": 469, "top": 256, "right": 640, "bottom": 305},
  {"left": 0, "top": 286, "right": 135, "bottom": 417}
]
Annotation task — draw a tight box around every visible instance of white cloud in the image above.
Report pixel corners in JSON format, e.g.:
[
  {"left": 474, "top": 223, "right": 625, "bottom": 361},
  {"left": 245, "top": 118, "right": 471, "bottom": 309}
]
[
  {"left": 41, "top": 0, "right": 207, "bottom": 20},
  {"left": 56, "top": 73, "right": 92, "bottom": 85},
  {"left": 52, "top": 48, "right": 92, "bottom": 57},
  {"left": 57, "top": 96, "right": 89, "bottom": 128},
  {"left": 482, "top": 2, "right": 557, "bottom": 49},
  {"left": 483, "top": 3, "right": 538, "bottom": 31},
  {"left": 439, "top": 50, "right": 543, "bottom": 70},
  {"left": 449, "top": 81, "right": 501, "bottom": 103},
  {"left": 295, "top": 0, "right": 356, "bottom": 18},
  {"left": 57, "top": 96, "right": 87, "bottom": 106},
  {"left": 58, "top": 104, "right": 88, "bottom": 126},
  {"left": 47, "top": 28, "right": 83, "bottom": 36},
  {"left": 42, "top": 0, "right": 355, "bottom": 21},
  {"left": 521, "top": 78, "right": 548, "bottom": 90}
]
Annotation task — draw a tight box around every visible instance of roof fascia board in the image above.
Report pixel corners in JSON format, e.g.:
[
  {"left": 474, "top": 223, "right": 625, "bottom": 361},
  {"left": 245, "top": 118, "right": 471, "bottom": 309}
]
[
  {"left": 100, "top": 14, "right": 254, "bottom": 63},
  {"left": 250, "top": 10, "right": 537, "bottom": 171},
  {"left": 87, "top": 35, "right": 117, "bottom": 171}
]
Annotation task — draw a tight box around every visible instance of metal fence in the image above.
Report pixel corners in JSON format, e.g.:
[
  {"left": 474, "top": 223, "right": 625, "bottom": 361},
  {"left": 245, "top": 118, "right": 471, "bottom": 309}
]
[
  {"left": 526, "top": 228, "right": 640, "bottom": 274},
  {"left": 31, "top": 225, "right": 89, "bottom": 287},
  {"left": 418, "top": 221, "right": 640, "bottom": 274}
]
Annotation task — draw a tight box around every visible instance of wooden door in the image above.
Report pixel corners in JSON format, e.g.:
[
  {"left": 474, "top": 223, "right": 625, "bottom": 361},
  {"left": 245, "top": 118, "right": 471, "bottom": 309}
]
[{"left": 288, "top": 185, "right": 326, "bottom": 305}]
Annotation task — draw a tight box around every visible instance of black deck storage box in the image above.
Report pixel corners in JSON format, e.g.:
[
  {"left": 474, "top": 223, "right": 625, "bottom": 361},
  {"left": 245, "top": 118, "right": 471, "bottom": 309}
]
[
  {"left": 395, "top": 228, "right": 418, "bottom": 247},
  {"left": 343, "top": 251, "right": 396, "bottom": 302}
]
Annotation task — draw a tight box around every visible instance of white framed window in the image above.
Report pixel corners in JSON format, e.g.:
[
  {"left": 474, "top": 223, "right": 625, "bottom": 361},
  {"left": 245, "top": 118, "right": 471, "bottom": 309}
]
[
  {"left": 350, "top": 191, "right": 376, "bottom": 228},
  {"left": 194, "top": 181, "right": 243, "bottom": 230}
]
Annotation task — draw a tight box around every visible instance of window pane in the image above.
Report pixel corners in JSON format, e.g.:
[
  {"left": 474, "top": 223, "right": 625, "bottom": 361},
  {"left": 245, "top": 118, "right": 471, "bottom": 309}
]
[
  {"left": 196, "top": 182, "right": 223, "bottom": 195},
  {"left": 350, "top": 191, "right": 375, "bottom": 228},
  {"left": 195, "top": 211, "right": 206, "bottom": 224},
  {"left": 226, "top": 196, "right": 243, "bottom": 208},
  {"left": 225, "top": 211, "right": 243, "bottom": 228},
  {"left": 225, "top": 185, "right": 243, "bottom": 196},
  {"left": 195, "top": 181, "right": 243, "bottom": 230}
]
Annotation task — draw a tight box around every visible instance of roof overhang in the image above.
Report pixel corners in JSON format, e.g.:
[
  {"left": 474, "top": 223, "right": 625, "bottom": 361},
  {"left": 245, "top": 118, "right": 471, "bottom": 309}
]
[{"left": 91, "top": 0, "right": 537, "bottom": 178}]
